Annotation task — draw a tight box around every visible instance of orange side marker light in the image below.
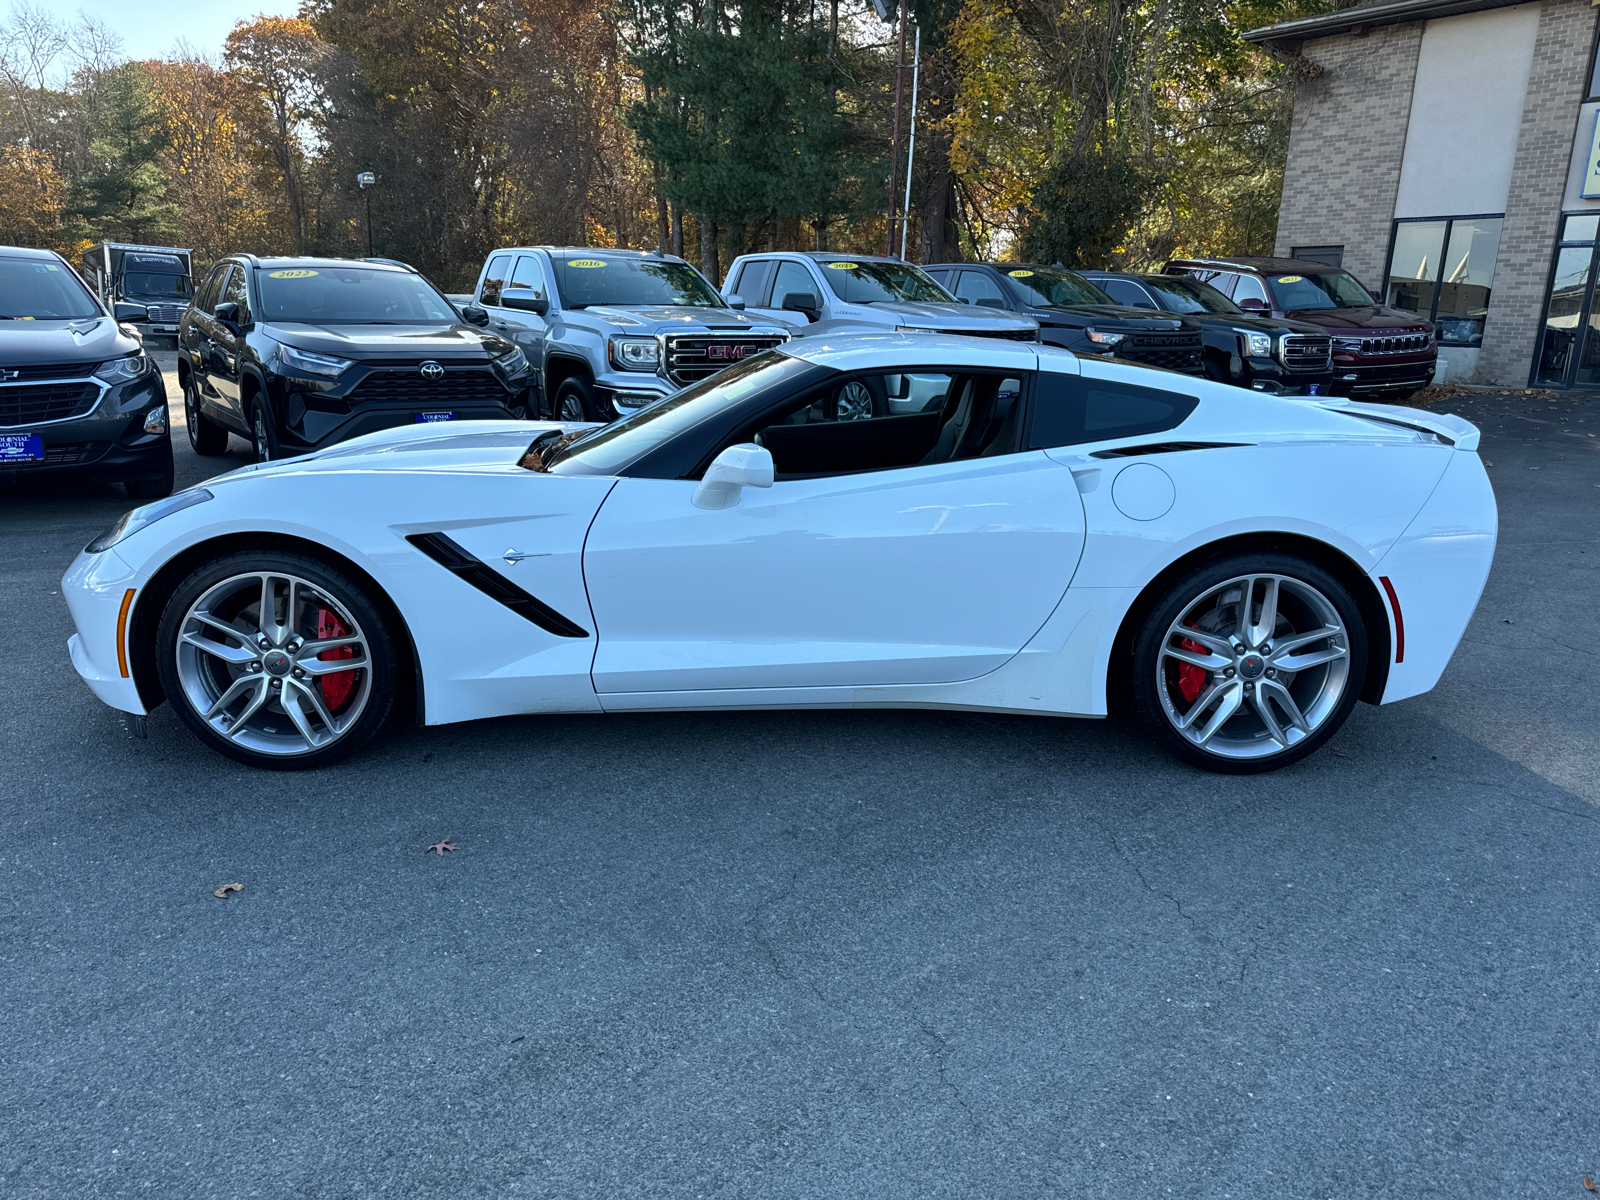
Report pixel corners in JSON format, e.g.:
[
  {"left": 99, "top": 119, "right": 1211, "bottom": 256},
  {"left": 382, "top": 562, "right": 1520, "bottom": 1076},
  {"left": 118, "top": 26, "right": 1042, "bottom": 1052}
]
[{"left": 116, "top": 588, "right": 136, "bottom": 678}]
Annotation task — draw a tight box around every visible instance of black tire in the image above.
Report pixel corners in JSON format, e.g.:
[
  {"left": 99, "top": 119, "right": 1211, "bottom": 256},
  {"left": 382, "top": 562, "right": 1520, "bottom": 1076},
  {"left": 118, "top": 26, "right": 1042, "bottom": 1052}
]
[
  {"left": 184, "top": 373, "right": 229, "bottom": 456},
  {"left": 155, "top": 550, "right": 400, "bottom": 770},
  {"left": 124, "top": 451, "right": 175, "bottom": 500},
  {"left": 1130, "top": 552, "right": 1367, "bottom": 774},
  {"left": 832, "top": 376, "right": 887, "bottom": 420},
  {"left": 249, "top": 399, "right": 279, "bottom": 463},
  {"left": 553, "top": 376, "right": 604, "bottom": 423}
]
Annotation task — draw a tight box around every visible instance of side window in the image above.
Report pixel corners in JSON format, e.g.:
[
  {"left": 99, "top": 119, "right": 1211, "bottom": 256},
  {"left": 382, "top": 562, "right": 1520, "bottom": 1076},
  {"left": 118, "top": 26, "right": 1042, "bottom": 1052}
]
[
  {"left": 1103, "top": 279, "right": 1154, "bottom": 308},
  {"left": 732, "top": 259, "right": 775, "bottom": 306},
  {"left": 771, "top": 261, "right": 818, "bottom": 308},
  {"left": 1232, "top": 274, "right": 1268, "bottom": 305},
  {"left": 1208, "top": 273, "right": 1240, "bottom": 298},
  {"left": 953, "top": 270, "right": 1006, "bottom": 306},
  {"left": 507, "top": 254, "right": 546, "bottom": 299},
  {"left": 479, "top": 253, "right": 512, "bottom": 306},
  {"left": 208, "top": 266, "right": 239, "bottom": 314},
  {"left": 221, "top": 266, "right": 251, "bottom": 322},
  {"left": 196, "top": 266, "right": 226, "bottom": 312},
  {"left": 1027, "top": 372, "right": 1197, "bottom": 449}
]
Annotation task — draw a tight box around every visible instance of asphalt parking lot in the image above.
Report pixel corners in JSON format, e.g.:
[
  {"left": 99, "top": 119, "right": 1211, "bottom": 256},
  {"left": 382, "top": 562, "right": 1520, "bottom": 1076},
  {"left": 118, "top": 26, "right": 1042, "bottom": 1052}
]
[{"left": 2, "top": 358, "right": 1597, "bottom": 1198}]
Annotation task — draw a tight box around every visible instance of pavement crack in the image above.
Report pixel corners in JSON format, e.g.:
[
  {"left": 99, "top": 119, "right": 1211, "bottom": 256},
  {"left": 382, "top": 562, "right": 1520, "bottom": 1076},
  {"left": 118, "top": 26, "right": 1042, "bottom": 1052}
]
[
  {"left": 744, "top": 868, "right": 845, "bottom": 1014},
  {"left": 919, "top": 1020, "right": 982, "bottom": 1134}
]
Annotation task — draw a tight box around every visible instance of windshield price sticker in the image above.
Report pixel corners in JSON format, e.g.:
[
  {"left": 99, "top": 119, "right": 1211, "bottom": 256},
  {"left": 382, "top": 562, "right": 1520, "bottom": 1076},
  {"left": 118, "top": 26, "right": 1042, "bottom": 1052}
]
[
  {"left": 1276, "top": 275, "right": 1303, "bottom": 284},
  {"left": 827, "top": 262, "right": 859, "bottom": 269},
  {"left": 268, "top": 270, "right": 319, "bottom": 279},
  {"left": 1008, "top": 269, "right": 1035, "bottom": 278},
  {"left": 567, "top": 259, "right": 607, "bottom": 268}
]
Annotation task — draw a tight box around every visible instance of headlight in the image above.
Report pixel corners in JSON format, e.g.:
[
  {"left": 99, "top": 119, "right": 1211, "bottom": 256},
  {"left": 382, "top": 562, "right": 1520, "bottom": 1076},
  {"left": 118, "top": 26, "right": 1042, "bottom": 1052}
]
[
  {"left": 1237, "top": 330, "right": 1273, "bottom": 358},
  {"left": 86, "top": 488, "right": 212, "bottom": 554},
  {"left": 275, "top": 343, "right": 353, "bottom": 378},
  {"left": 1085, "top": 328, "right": 1127, "bottom": 347},
  {"left": 608, "top": 336, "right": 660, "bottom": 371},
  {"left": 491, "top": 344, "right": 528, "bottom": 374},
  {"left": 93, "top": 355, "right": 154, "bottom": 383}
]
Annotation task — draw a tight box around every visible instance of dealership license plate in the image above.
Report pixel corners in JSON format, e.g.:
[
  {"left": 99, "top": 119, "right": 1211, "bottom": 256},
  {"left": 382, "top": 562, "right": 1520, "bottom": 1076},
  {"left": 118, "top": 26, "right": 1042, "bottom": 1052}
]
[
  {"left": 414, "top": 412, "right": 458, "bottom": 423},
  {"left": 1306, "top": 384, "right": 1322, "bottom": 395},
  {"left": 154, "top": 324, "right": 177, "bottom": 332},
  {"left": 0, "top": 434, "right": 44, "bottom": 462}
]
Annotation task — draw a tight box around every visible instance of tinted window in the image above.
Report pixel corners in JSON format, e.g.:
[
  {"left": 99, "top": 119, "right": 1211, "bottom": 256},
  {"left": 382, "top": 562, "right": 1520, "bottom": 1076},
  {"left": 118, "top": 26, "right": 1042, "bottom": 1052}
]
[
  {"left": 953, "top": 270, "right": 1006, "bottom": 305},
  {"left": 508, "top": 254, "right": 547, "bottom": 298},
  {"left": 209, "top": 266, "right": 240, "bottom": 314},
  {"left": 1141, "top": 276, "right": 1240, "bottom": 315},
  {"left": 0, "top": 255, "right": 101, "bottom": 319},
  {"left": 1267, "top": 270, "right": 1375, "bottom": 310},
  {"left": 549, "top": 255, "right": 722, "bottom": 308},
  {"left": 256, "top": 266, "right": 456, "bottom": 322},
  {"left": 480, "top": 254, "right": 512, "bottom": 306},
  {"left": 1102, "top": 279, "right": 1154, "bottom": 308},
  {"left": 1000, "top": 266, "right": 1110, "bottom": 307},
  {"left": 221, "top": 266, "right": 251, "bottom": 322},
  {"left": 772, "top": 261, "right": 818, "bottom": 307},
  {"left": 816, "top": 259, "right": 949, "bottom": 303},
  {"left": 1232, "top": 274, "right": 1268, "bottom": 306},
  {"left": 196, "top": 266, "right": 227, "bottom": 312},
  {"left": 1028, "top": 373, "right": 1197, "bottom": 449},
  {"left": 732, "top": 259, "right": 775, "bottom": 306},
  {"left": 124, "top": 272, "right": 191, "bottom": 298}
]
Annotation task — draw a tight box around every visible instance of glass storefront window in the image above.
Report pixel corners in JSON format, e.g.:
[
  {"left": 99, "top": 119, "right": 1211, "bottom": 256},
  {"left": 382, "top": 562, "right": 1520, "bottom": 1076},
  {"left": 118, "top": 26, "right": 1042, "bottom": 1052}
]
[
  {"left": 1535, "top": 247, "right": 1593, "bottom": 386},
  {"left": 1383, "top": 216, "right": 1502, "bottom": 345}
]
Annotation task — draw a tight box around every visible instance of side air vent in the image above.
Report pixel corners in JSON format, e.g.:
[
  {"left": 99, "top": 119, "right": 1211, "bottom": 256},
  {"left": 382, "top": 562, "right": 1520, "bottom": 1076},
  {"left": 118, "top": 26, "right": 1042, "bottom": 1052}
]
[
  {"left": 405, "top": 532, "right": 589, "bottom": 638},
  {"left": 1090, "top": 441, "right": 1250, "bottom": 459}
]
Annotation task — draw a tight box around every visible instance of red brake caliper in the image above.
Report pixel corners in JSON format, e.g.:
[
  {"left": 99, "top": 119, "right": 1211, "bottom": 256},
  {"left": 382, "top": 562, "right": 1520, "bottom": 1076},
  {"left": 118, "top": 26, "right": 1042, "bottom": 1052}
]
[
  {"left": 316, "top": 608, "right": 356, "bottom": 710},
  {"left": 1177, "top": 625, "right": 1210, "bottom": 704}
]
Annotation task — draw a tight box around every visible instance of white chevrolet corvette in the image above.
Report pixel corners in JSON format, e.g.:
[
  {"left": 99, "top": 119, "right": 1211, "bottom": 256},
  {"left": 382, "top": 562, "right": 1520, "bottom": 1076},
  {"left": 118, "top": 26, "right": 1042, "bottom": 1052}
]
[{"left": 63, "top": 334, "right": 1496, "bottom": 773}]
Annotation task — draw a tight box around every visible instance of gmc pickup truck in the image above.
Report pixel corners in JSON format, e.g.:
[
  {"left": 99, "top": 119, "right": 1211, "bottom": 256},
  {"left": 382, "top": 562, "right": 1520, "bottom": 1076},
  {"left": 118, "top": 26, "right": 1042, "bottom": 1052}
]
[{"left": 466, "top": 247, "right": 791, "bottom": 421}]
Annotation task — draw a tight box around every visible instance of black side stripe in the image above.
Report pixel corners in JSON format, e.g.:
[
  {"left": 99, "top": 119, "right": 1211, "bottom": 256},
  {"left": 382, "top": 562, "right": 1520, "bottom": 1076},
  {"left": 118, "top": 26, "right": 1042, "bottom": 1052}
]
[
  {"left": 1089, "top": 441, "right": 1250, "bottom": 459},
  {"left": 406, "top": 532, "right": 590, "bottom": 638}
]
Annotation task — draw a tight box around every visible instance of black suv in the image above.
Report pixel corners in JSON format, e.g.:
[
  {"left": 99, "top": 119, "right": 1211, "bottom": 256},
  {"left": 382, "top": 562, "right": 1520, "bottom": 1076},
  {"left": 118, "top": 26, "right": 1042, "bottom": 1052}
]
[
  {"left": 1080, "top": 271, "right": 1334, "bottom": 396},
  {"left": 0, "top": 245, "right": 172, "bottom": 497},
  {"left": 923, "top": 262, "right": 1204, "bottom": 375},
  {"left": 177, "top": 256, "right": 536, "bottom": 461}
]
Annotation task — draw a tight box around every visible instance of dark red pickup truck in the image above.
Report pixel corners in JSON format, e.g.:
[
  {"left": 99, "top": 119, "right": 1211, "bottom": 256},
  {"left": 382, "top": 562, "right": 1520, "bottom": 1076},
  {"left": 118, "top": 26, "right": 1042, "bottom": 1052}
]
[{"left": 1163, "top": 256, "right": 1436, "bottom": 403}]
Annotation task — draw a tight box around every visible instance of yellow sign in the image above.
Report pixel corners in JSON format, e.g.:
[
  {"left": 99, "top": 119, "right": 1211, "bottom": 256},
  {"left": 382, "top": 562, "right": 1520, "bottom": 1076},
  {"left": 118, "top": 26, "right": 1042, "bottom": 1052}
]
[
  {"left": 567, "top": 259, "right": 607, "bottom": 268},
  {"left": 827, "top": 261, "right": 859, "bottom": 269},
  {"left": 1583, "top": 111, "right": 1600, "bottom": 200},
  {"left": 1008, "top": 269, "right": 1035, "bottom": 277},
  {"left": 268, "top": 269, "right": 319, "bottom": 278},
  {"left": 1276, "top": 275, "right": 1304, "bottom": 283}
]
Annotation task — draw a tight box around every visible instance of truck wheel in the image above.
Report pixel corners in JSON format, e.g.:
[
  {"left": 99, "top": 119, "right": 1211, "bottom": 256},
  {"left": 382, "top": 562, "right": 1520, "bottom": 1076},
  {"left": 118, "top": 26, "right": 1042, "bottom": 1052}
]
[
  {"left": 184, "top": 374, "right": 229, "bottom": 456},
  {"left": 833, "top": 377, "right": 887, "bottom": 421},
  {"left": 554, "top": 376, "right": 603, "bottom": 422}
]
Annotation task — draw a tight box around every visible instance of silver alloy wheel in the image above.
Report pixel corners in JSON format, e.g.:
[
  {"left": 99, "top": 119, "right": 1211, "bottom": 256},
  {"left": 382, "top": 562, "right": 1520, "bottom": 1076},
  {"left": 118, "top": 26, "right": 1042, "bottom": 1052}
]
[
  {"left": 253, "top": 408, "right": 272, "bottom": 461},
  {"left": 558, "top": 392, "right": 587, "bottom": 421},
  {"left": 835, "top": 381, "right": 876, "bottom": 421},
  {"left": 1155, "top": 572, "right": 1350, "bottom": 760},
  {"left": 173, "top": 571, "right": 373, "bottom": 757},
  {"left": 184, "top": 379, "right": 199, "bottom": 442}
]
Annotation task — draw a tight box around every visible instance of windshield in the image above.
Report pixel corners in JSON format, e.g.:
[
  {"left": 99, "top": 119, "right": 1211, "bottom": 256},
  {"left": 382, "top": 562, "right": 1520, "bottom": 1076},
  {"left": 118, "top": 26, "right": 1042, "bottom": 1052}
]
[
  {"left": 124, "top": 272, "right": 191, "bottom": 298},
  {"left": 549, "top": 256, "right": 723, "bottom": 309},
  {"left": 0, "top": 255, "right": 102, "bottom": 320},
  {"left": 817, "top": 260, "right": 951, "bottom": 304},
  {"left": 546, "top": 351, "right": 816, "bottom": 475},
  {"left": 255, "top": 266, "right": 457, "bottom": 323},
  {"left": 1140, "top": 276, "right": 1240, "bottom": 315},
  {"left": 1268, "top": 270, "right": 1375, "bottom": 311},
  {"left": 1000, "top": 267, "right": 1110, "bottom": 308}
]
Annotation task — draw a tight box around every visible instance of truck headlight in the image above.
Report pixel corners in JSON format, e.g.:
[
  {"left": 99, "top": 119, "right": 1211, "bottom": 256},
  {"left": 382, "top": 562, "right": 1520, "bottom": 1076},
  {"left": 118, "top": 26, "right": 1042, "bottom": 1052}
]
[
  {"left": 1085, "top": 328, "right": 1126, "bottom": 347},
  {"left": 93, "top": 355, "right": 154, "bottom": 383},
  {"left": 275, "top": 343, "right": 353, "bottom": 378},
  {"left": 1236, "top": 330, "right": 1272, "bottom": 358},
  {"left": 609, "top": 336, "right": 660, "bottom": 371}
]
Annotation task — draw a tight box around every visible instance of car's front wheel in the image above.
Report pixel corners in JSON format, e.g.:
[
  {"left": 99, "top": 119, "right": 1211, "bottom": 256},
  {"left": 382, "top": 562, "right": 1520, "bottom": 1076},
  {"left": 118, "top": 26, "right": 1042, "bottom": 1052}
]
[
  {"left": 1130, "top": 553, "right": 1367, "bottom": 773},
  {"left": 554, "top": 376, "right": 602, "bottom": 422},
  {"left": 155, "top": 551, "right": 400, "bottom": 769},
  {"left": 184, "top": 374, "right": 229, "bottom": 456},
  {"left": 250, "top": 402, "right": 278, "bottom": 463}
]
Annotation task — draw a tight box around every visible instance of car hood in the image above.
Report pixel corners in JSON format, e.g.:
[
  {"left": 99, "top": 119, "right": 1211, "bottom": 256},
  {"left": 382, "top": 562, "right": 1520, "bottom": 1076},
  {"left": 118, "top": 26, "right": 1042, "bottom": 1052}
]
[
  {"left": 567, "top": 305, "right": 787, "bottom": 332},
  {"left": 864, "top": 300, "right": 1037, "bottom": 329},
  {"left": 1032, "top": 304, "right": 1190, "bottom": 330},
  {"left": 265, "top": 322, "right": 503, "bottom": 358},
  {"left": 0, "top": 316, "right": 136, "bottom": 366},
  {"left": 1284, "top": 306, "right": 1432, "bottom": 333}
]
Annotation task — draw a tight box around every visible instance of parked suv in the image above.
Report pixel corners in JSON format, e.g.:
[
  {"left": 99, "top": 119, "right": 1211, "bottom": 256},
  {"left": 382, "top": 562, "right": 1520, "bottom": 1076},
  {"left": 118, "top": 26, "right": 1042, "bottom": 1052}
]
[
  {"left": 469, "top": 247, "right": 791, "bottom": 422},
  {"left": 1162, "top": 256, "right": 1435, "bottom": 401},
  {"left": 1080, "top": 270, "right": 1333, "bottom": 395},
  {"left": 0, "top": 245, "right": 172, "bottom": 497},
  {"left": 923, "top": 262, "right": 1203, "bottom": 375},
  {"left": 721, "top": 252, "right": 1039, "bottom": 343},
  {"left": 177, "top": 255, "right": 535, "bottom": 462}
]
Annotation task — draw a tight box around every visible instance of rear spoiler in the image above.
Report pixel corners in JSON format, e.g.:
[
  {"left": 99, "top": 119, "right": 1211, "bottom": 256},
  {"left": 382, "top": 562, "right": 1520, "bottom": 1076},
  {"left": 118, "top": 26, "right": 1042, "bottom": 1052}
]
[{"left": 1310, "top": 398, "right": 1480, "bottom": 452}]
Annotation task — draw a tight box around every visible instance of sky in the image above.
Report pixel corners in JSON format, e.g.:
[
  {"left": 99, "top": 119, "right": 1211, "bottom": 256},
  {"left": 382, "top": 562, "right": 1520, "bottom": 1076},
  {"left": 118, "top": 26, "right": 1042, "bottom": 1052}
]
[{"left": 69, "top": 0, "right": 301, "bottom": 63}]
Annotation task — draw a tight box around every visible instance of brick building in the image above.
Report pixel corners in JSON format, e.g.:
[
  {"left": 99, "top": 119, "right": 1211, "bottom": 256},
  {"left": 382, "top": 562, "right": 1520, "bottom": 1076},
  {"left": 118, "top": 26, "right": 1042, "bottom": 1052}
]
[{"left": 1246, "top": 0, "right": 1600, "bottom": 389}]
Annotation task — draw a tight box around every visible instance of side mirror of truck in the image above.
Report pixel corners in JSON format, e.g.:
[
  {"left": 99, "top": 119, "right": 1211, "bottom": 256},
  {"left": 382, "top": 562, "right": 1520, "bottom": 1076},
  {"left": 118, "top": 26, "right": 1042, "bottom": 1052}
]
[
  {"left": 501, "top": 293, "right": 549, "bottom": 316},
  {"left": 1237, "top": 297, "right": 1267, "bottom": 312},
  {"left": 724, "top": 294, "right": 746, "bottom": 310},
  {"left": 113, "top": 302, "right": 148, "bottom": 323},
  {"left": 781, "top": 292, "right": 820, "bottom": 322},
  {"left": 458, "top": 304, "right": 490, "bottom": 326},
  {"left": 976, "top": 297, "right": 1006, "bottom": 309}
]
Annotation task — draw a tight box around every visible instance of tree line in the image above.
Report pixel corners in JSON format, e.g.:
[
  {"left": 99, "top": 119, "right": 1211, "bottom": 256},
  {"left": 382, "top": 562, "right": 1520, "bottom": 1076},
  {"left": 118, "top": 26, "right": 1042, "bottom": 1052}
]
[{"left": 0, "top": 0, "right": 1323, "bottom": 289}]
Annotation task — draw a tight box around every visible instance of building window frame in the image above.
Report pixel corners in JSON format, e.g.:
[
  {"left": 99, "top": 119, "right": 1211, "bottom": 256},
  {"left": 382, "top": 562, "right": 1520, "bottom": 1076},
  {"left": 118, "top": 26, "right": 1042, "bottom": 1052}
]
[
  {"left": 1586, "top": 10, "right": 1600, "bottom": 101},
  {"left": 1531, "top": 213, "right": 1600, "bottom": 389},
  {"left": 1381, "top": 213, "right": 1504, "bottom": 346}
]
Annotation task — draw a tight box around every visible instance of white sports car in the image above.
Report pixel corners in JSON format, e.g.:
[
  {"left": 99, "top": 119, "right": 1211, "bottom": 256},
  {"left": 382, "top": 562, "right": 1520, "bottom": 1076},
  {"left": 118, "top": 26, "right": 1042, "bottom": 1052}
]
[{"left": 62, "top": 334, "right": 1496, "bottom": 774}]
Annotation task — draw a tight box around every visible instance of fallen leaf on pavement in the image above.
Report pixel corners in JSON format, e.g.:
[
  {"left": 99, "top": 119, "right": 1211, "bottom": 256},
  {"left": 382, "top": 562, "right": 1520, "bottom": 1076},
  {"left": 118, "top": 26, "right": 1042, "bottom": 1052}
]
[
  {"left": 1582, "top": 1176, "right": 1595, "bottom": 1192},
  {"left": 426, "top": 839, "right": 458, "bottom": 856},
  {"left": 213, "top": 883, "right": 243, "bottom": 898}
]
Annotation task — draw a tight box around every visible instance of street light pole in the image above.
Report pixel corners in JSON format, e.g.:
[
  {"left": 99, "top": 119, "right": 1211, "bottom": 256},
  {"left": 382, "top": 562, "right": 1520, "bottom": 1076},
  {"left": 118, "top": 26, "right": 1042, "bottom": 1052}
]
[
  {"left": 357, "top": 171, "right": 376, "bottom": 255},
  {"left": 883, "top": 0, "right": 909, "bottom": 259}
]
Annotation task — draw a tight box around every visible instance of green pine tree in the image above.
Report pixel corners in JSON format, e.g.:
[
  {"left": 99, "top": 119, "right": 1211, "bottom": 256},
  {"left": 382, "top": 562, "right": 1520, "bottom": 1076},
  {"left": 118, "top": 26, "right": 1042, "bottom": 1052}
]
[{"left": 70, "top": 63, "right": 181, "bottom": 243}]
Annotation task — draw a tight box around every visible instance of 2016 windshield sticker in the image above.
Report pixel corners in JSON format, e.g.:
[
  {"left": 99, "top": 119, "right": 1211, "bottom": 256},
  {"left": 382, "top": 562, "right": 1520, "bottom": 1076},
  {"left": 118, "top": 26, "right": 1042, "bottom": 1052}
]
[
  {"left": 567, "top": 259, "right": 607, "bottom": 268},
  {"left": 268, "top": 269, "right": 319, "bottom": 279},
  {"left": 827, "top": 262, "right": 859, "bottom": 269},
  {"left": 1008, "top": 269, "right": 1034, "bottom": 277},
  {"left": 1276, "top": 275, "right": 1303, "bottom": 283}
]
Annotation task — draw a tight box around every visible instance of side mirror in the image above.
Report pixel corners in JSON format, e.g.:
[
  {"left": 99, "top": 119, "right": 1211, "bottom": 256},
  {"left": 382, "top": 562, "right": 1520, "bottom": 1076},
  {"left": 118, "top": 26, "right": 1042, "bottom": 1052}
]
[
  {"left": 693, "top": 443, "right": 774, "bottom": 510},
  {"left": 976, "top": 297, "right": 1006, "bottom": 309},
  {"left": 1237, "top": 297, "right": 1267, "bottom": 312},
  {"left": 459, "top": 304, "right": 490, "bottom": 326},
  {"left": 781, "top": 291, "right": 820, "bottom": 321},
  {"left": 501, "top": 293, "right": 549, "bottom": 316},
  {"left": 724, "top": 293, "right": 746, "bottom": 310},
  {"left": 212, "top": 301, "right": 242, "bottom": 333},
  {"left": 113, "top": 302, "right": 148, "bottom": 322}
]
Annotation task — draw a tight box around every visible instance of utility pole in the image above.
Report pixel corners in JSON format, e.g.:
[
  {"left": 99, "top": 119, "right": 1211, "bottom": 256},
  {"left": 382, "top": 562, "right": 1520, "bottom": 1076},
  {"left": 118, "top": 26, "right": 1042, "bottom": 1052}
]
[
  {"left": 883, "top": 0, "right": 909, "bottom": 258},
  {"left": 357, "top": 171, "right": 375, "bottom": 255}
]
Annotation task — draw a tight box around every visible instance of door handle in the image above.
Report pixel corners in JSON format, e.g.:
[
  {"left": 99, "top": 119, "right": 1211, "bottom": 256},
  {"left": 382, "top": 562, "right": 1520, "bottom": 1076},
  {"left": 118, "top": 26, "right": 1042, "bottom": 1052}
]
[{"left": 502, "top": 548, "right": 550, "bottom": 564}]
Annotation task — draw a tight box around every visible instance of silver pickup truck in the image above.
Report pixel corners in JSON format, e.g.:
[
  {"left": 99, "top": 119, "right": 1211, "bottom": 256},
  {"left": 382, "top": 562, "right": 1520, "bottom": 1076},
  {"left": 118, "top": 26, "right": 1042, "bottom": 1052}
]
[
  {"left": 721, "top": 252, "right": 1040, "bottom": 342},
  {"left": 465, "top": 247, "right": 791, "bottom": 421}
]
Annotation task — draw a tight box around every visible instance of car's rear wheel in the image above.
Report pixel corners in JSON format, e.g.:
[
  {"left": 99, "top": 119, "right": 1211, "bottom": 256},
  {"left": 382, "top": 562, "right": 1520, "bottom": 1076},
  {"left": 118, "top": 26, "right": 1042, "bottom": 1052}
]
[
  {"left": 1130, "top": 553, "right": 1366, "bottom": 773},
  {"left": 155, "top": 552, "right": 400, "bottom": 770},
  {"left": 184, "top": 374, "right": 229, "bottom": 456},
  {"left": 554, "top": 376, "right": 602, "bottom": 422}
]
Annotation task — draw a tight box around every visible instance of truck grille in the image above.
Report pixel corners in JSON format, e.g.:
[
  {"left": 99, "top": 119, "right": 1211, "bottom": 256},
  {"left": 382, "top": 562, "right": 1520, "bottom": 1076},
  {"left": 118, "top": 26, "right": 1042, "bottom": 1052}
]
[
  {"left": 1122, "top": 332, "right": 1203, "bottom": 374},
  {"left": 345, "top": 366, "right": 514, "bottom": 407},
  {"left": 1280, "top": 334, "right": 1332, "bottom": 372},
  {"left": 662, "top": 333, "right": 789, "bottom": 386},
  {"left": 141, "top": 304, "right": 186, "bottom": 323},
  {"left": 0, "top": 382, "right": 102, "bottom": 427},
  {"left": 1352, "top": 333, "right": 1430, "bottom": 356}
]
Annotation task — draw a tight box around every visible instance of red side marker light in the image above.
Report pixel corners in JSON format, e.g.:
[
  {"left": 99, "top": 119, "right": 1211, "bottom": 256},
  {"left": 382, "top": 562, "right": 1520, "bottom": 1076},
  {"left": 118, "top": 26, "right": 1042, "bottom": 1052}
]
[{"left": 1378, "top": 576, "right": 1404, "bottom": 663}]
